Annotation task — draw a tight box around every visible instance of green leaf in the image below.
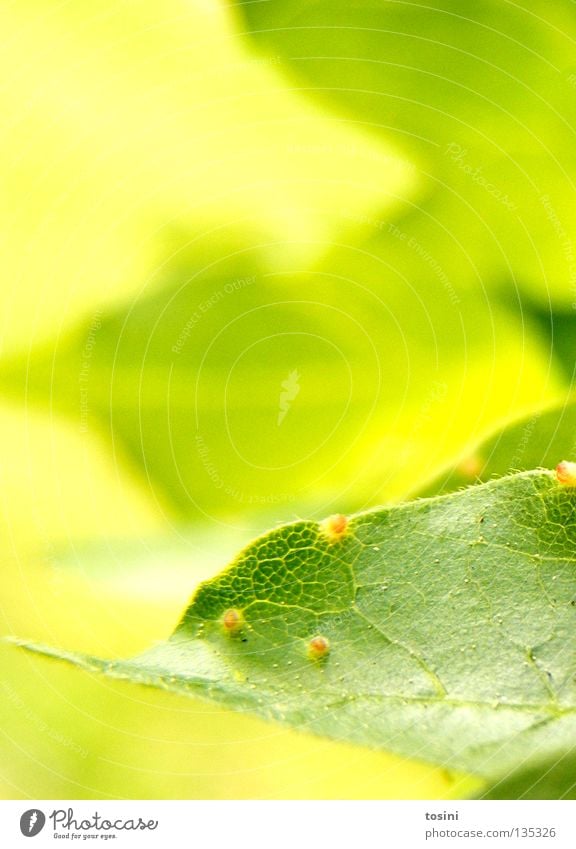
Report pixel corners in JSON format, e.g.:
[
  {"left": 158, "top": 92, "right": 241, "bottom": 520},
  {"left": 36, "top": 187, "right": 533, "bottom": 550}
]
[
  {"left": 235, "top": 0, "right": 576, "bottom": 307},
  {"left": 0, "top": 0, "right": 410, "bottom": 356},
  {"left": 520, "top": 300, "right": 576, "bottom": 386},
  {"left": 0, "top": 234, "right": 557, "bottom": 519},
  {"left": 13, "top": 469, "right": 576, "bottom": 781},
  {"left": 418, "top": 400, "right": 576, "bottom": 498},
  {"left": 479, "top": 751, "right": 576, "bottom": 800},
  {"left": 237, "top": 0, "right": 574, "bottom": 157}
]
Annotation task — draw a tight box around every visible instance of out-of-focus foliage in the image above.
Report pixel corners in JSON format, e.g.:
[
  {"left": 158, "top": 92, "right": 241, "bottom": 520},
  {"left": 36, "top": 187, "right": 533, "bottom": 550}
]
[
  {"left": 0, "top": 228, "right": 558, "bottom": 520},
  {"left": 236, "top": 0, "right": 576, "bottom": 308},
  {"left": 525, "top": 301, "right": 576, "bottom": 385},
  {"left": 0, "top": 0, "right": 406, "bottom": 356},
  {"left": 480, "top": 751, "right": 576, "bottom": 800},
  {"left": 416, "top": 401, "right": 576, "bottom": 498}
]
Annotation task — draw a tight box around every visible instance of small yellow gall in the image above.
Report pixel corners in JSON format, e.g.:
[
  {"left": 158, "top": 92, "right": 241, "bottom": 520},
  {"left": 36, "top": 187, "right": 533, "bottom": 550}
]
[
  {"left": 222, "top": 608, "right": 244, "bottom": 634},
  {"left": 307, "top": 635, "right": 330, "bottom": 660},
  {"left": 457, "top": 453, "right": 483, "bottom": 479},
  {"left": 319, "top": 513, "right": 349, "bottom": 542},
  {"left": 556, "top": 461, "right": 576, "bottom": 486}
]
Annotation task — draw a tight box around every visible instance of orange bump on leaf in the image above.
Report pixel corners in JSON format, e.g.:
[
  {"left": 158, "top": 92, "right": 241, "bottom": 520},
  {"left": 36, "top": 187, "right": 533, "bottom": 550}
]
[
  {"left": 319, "top": 513, "right": 349, "bottom": 542},
  {"left": 222, "top": 608, "right": 244, "bottom": 634},
  {"left": 457, "top": 453, "right": 483, "bottom": 479},
  {"left": 308, "top": 635, "right": 330, "bottom": 660},
  {"left": 556, "top": 461, "right": 576, "bottom": 486}
]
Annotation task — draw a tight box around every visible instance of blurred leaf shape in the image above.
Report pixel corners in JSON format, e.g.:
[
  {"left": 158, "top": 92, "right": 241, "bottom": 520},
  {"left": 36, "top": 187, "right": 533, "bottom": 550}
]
[
  {"left": 480, "top": 750, "right": 576, "bottom": 799},
  {"left": 0, "top": 230, "right": 558, "bottom": 520},
  {"left": 0, "top": 0, "right": 409, "bottom": 355},
  {"left": 417, "top": 400, "right": 576, "bottom": 498},
  {"left": 235, "top": 0, "right": 576, "bottom": 307},
  {"left": 0, "top": 403, "right": 163, "bottom": 550},
  {"left": 521, "top": 300, "right": 576, "bottom": 386},
  {"left": 14, "top": 470, "right": 576, "bottom": 783}
]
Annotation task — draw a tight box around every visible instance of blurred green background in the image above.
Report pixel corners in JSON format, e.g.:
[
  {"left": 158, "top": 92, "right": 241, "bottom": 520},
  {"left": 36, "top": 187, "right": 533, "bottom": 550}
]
[{"left": 1, "top": 0, "right": 574, "bottom": 799}]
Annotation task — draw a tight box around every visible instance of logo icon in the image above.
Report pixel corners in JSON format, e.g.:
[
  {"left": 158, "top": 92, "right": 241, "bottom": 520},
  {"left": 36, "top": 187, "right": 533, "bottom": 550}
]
[
  {"left": 20, "top": 810, "right": 45, "bottom": 837},
  {"left": 277, "top": 369, "right": 301, "bottom": 426}
]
